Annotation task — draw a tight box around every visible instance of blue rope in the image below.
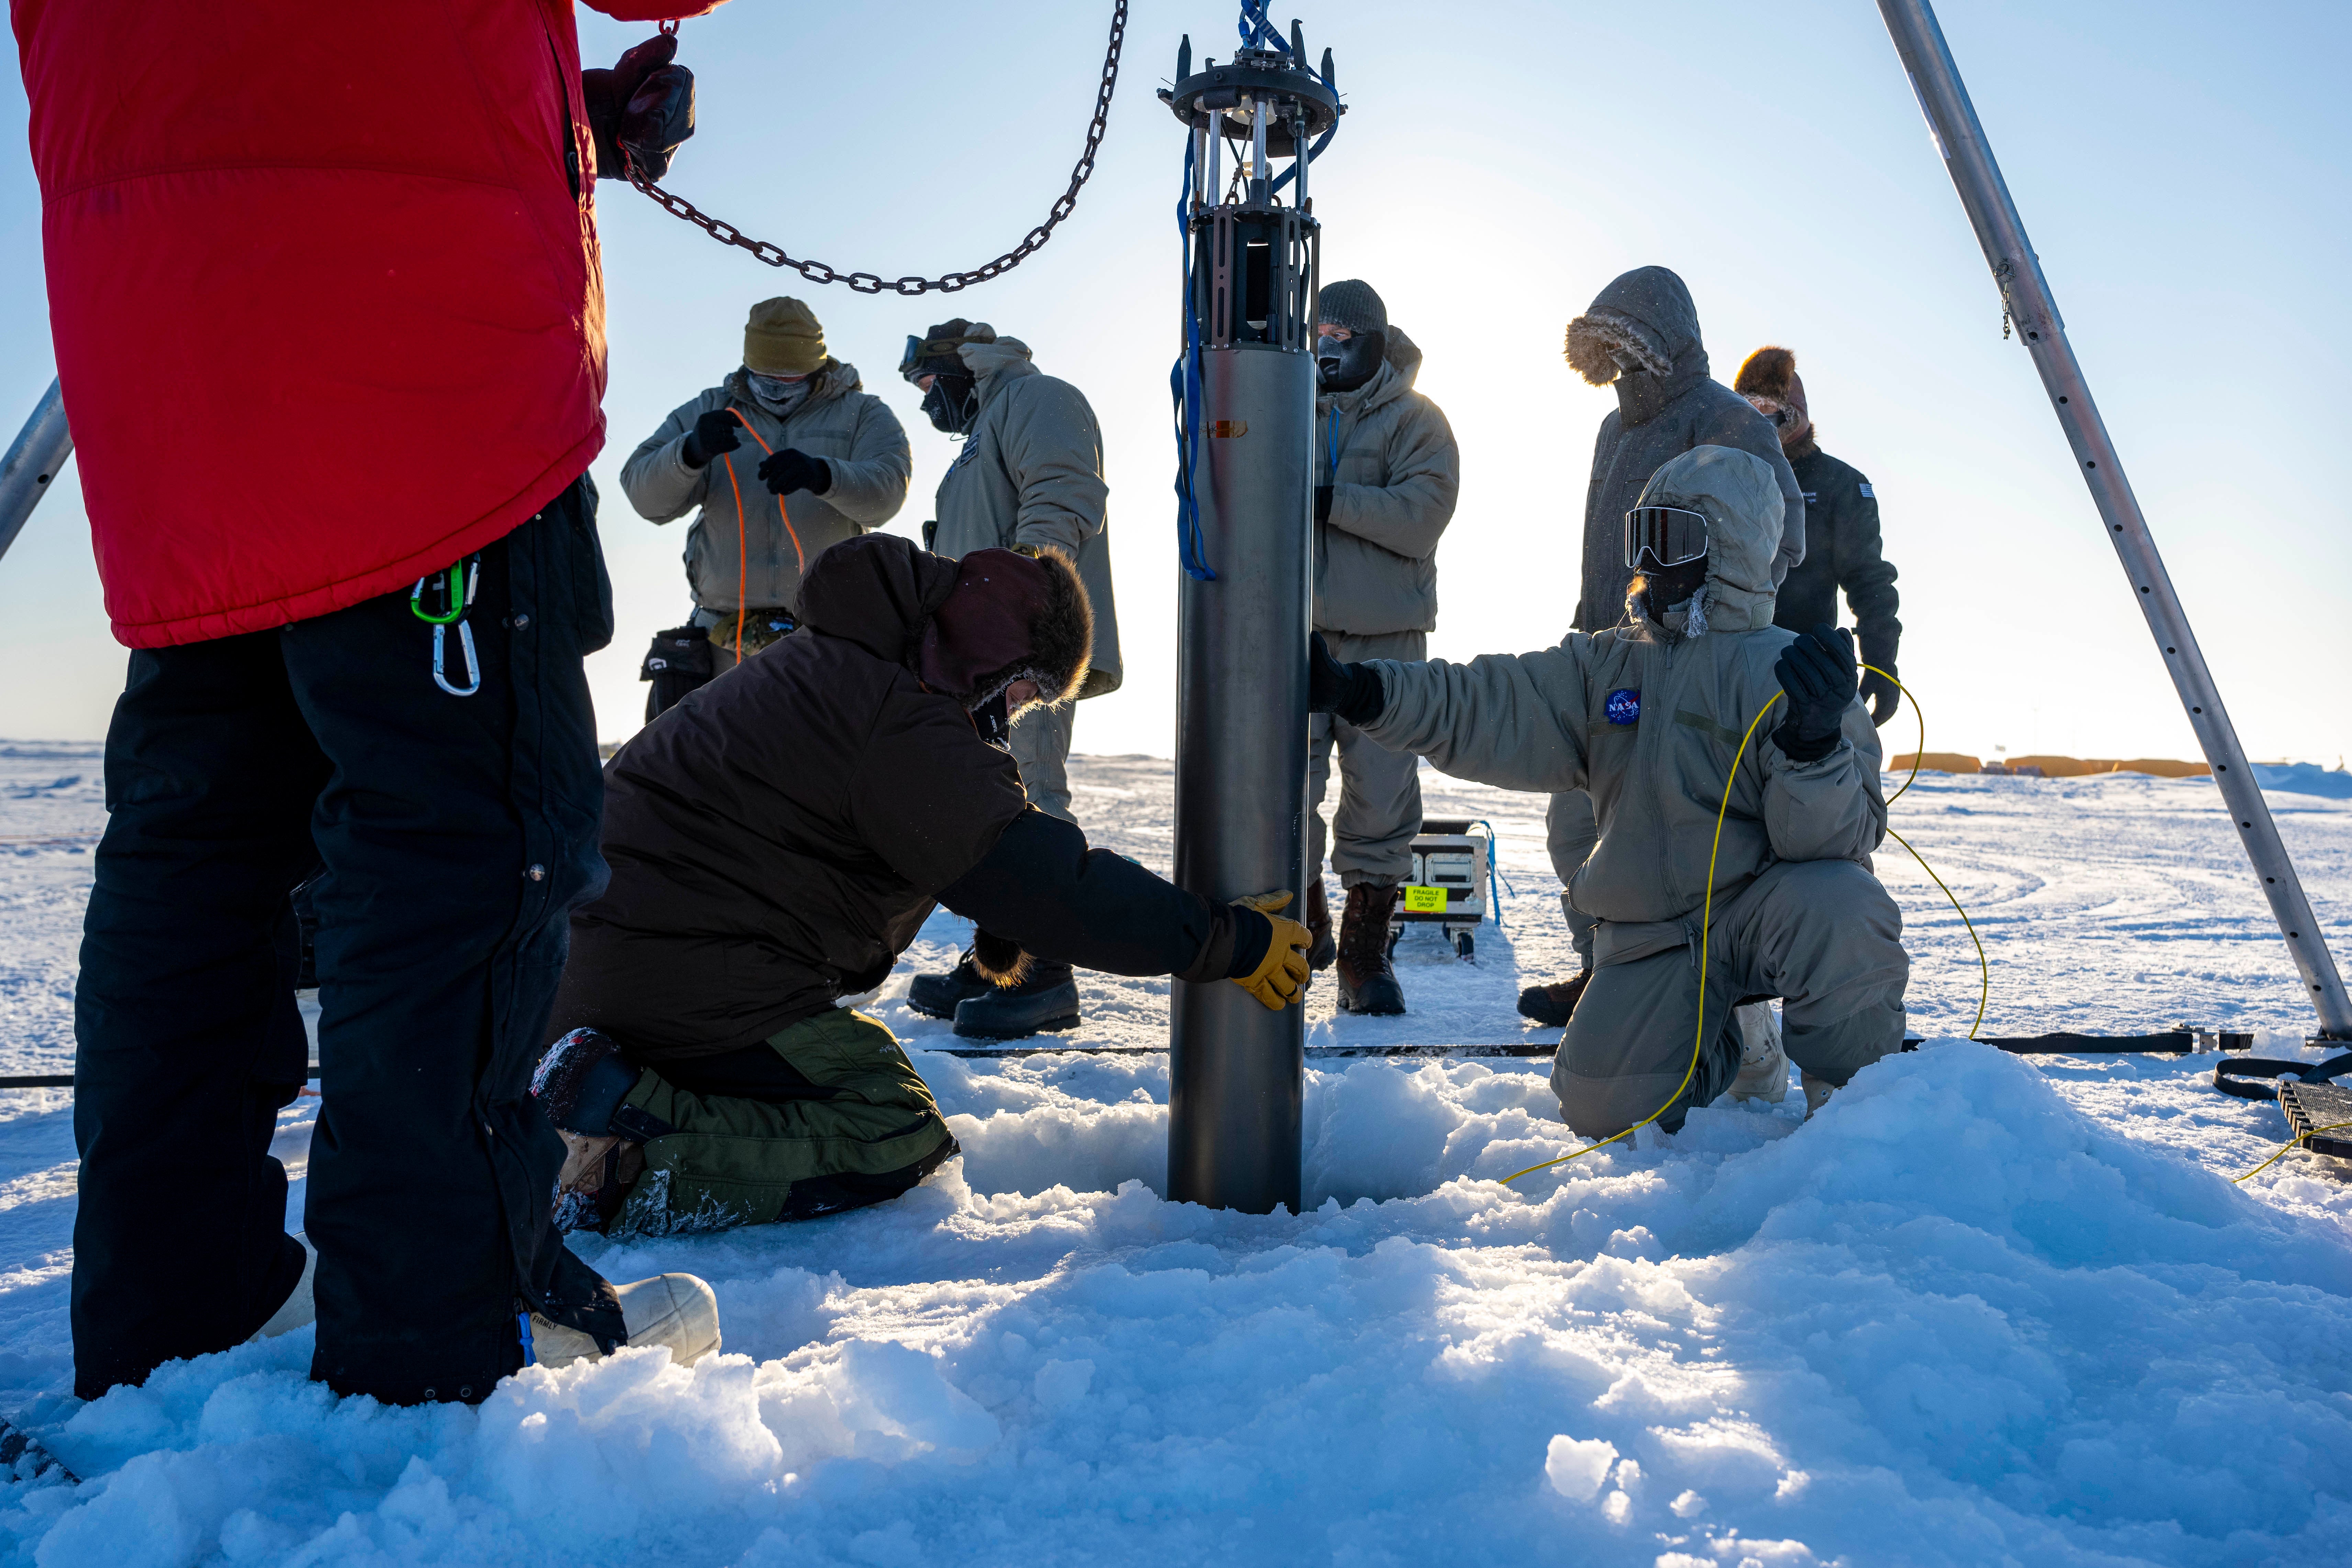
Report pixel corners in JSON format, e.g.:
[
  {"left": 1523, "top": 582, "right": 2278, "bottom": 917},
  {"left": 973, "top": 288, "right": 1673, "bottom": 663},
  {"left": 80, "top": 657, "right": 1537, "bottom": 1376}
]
[
  {"left": 1469, "top": 818, "right": 1517, "bottom": 931},
  {"left": 1169, "top": 137, "right": 1215, "bottom": 580},
  {"left": 1236, "top": 0, "right": 1291, "bottom": 53}
]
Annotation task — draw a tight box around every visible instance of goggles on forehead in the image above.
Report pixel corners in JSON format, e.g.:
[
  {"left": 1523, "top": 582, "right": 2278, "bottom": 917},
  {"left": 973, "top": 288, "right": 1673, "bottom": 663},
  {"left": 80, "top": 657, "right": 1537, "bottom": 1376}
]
[
  {"left": 1622, "top": 505, "right": 1709, "bottom": 571},
  {"left": 899, "top": 333, "right": 972, "bottom": 381}
]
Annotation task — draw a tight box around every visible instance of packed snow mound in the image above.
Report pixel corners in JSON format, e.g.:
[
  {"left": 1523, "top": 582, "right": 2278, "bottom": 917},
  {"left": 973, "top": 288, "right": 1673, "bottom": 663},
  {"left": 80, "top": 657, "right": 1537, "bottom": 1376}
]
[
  {"left": 6, "top": 748, "right": 2352, "bottom": 1564},
  {"left": 9, "top": 1043, "right": 2352, "bottom": 1566}
]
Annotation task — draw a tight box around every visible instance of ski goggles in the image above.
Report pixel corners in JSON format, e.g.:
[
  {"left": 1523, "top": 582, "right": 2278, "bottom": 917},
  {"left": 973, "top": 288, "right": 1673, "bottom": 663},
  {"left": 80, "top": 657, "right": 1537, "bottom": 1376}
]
[
  {"left": 1622, "top": 505, "right": 1709, "bottom": 570},
  {"left": 898, "top": 333, "right": 972, "bottom": 382}
]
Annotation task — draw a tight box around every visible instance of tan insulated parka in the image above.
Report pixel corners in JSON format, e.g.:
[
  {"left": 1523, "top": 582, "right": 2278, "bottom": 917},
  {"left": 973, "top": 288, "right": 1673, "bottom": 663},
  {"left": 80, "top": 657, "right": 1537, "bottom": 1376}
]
[
  {"left": 1359, "top": 445, "right": 1885, "bottom": 969},
  {"left": 931, "top": 336, "right": 1122, "bottom": 696},
  {"left": 621, "top": 360, "right": 911, "bottom": 612},
  {"left": 1314, "top": 332, "right": 1460, "bottom": 636}
]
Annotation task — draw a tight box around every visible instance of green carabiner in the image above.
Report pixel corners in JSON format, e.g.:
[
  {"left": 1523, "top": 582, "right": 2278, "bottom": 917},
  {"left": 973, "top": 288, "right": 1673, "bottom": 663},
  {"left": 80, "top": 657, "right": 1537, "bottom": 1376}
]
[{"left": 410, "top": 561, "right": 472, "bottom": 625}]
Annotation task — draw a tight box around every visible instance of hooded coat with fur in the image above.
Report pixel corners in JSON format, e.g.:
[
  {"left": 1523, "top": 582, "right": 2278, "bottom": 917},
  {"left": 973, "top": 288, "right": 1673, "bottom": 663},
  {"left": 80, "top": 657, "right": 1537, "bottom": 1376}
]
[
  {"left": 1565, "top": 268, "right": 1806, "bottom": 633},
  {"left": 929, "top": 330, "right": 1123, "bottom": 696},
  {"left": 1357, "top": 445, "right": 1885, "bottom": 970},
  {"left": 553, "top": 535, "right": 1047, "bottom": 1060}
]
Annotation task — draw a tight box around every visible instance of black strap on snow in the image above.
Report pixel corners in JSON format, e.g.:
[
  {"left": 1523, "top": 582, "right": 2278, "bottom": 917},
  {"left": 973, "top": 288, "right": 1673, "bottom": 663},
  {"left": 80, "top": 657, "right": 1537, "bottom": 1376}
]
[{"left": 2215, "top": 1051, "right": 2352, "bottom": 1102}]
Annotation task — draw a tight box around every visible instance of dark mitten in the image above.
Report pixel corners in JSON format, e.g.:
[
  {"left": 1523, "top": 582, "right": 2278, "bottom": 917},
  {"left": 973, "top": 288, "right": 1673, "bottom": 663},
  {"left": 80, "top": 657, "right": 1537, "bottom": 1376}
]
[
  {"left": 1314, "top": 484, "right": 1334, "bottom": 524},
  {"left": 1771, "top": 623, "right": 1858, "bottom": 762},
  {"left": 1858, "top": 639, "right": 1901, "bottom": 727},
  {"left": 584, "top": 35, "right": 695, "bottom": 181},
  {"left": 681, "top": 408, "right": 742, "bottom": 468},
  {"left": 1309, "top": 631, "right": 1387, "bottom": 726},
  {"left": 758, "top": 447, "right": 831, "bottom": 496},
  {"left": 972, "top": 929, "right": 1030, "bottom": 988}
]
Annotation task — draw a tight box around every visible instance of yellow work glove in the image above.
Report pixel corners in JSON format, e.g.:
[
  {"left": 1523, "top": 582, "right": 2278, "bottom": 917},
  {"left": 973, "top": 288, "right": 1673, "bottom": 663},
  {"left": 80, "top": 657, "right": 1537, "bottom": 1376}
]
[{"left": 1230, "top": 889, "right": 1312, "bottom": 1011}]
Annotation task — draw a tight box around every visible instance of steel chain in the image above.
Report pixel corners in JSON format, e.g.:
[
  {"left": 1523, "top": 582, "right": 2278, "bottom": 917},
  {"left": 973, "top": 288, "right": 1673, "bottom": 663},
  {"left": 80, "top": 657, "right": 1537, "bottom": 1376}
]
[{"left": 623, "top": 0, "right": 1127, "bottom": 294}]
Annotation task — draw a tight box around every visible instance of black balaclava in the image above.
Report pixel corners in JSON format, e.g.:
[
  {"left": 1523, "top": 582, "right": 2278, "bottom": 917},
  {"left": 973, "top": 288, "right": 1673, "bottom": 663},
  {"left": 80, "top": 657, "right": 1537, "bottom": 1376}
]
[
  {"left": 906, "top": 318, "right": 981, "bottom": 434},
  {"left": 1316, "top": 329, "right": 1386, "bottom": 393},
  {"left": 1632, "top": 551, "right": 1709, "bottom": 628}
]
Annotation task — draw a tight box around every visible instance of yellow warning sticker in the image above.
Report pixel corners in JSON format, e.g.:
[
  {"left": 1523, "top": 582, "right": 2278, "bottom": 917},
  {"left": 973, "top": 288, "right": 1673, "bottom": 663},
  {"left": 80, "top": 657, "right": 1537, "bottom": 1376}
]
[{"left": 1402, "top": 885, "right": 1447, "bottom": 913}]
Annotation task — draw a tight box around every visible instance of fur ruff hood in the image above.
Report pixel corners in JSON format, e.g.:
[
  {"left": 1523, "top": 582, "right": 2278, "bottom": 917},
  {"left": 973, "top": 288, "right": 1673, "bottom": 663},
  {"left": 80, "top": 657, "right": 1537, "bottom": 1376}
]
[{"left": 1564, "top": 267, "right": 1710, "bottom": 424}]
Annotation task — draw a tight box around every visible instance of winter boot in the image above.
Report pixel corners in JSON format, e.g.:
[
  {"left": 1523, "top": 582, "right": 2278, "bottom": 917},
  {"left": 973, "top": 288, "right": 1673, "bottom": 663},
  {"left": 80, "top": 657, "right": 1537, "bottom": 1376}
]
[
  {"left": 908, "top": 949, "right": 996, "bottom": 1020},
  {"left": 1335, "top": 884, "right": 1406, "bottom": 1016},
  {"left": 1802, "top": 1072, "right": 1834, "bottom": 1119},
  {"left": 1516, "top": 970, "right": 1591, "bottom": 1028},
  {"left": 526, "top": 1273, "right": 723, "bottom": 1370},
  {"left": 250, "top": 1231, "right": 318, "bottom": 1339},
  {"left": 1727, "top": 1001, "right": 1789, "bottom": 1104},
  {"left": 530, "top": 1028, "right": 676, "bottom": 1234},
  {"left": 1306, "top": 877, "right": 1337, "bottom": 972},
  {"left": 952, "top": 959, "right": 1081, "bottom": 1039}
]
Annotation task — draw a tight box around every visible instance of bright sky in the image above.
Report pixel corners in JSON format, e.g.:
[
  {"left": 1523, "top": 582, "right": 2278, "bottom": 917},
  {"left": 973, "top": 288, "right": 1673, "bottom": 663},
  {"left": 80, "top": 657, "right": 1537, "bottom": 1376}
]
[{"left": 2, "top": 0, "right": 2346, "bottom": 767}]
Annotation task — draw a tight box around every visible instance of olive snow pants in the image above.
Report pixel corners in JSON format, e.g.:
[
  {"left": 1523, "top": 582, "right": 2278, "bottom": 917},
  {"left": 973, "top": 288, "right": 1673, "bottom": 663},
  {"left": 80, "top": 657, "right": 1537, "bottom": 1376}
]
[
  {"left": 1309, "top": 629, "right": 1425, "bottom": 888},
  {"left": 611, "top": 1010, "right": 958, "bottom": 1236},
  {"left": 1552, "top": 860, "right": 1908, "bottom": 1138}
]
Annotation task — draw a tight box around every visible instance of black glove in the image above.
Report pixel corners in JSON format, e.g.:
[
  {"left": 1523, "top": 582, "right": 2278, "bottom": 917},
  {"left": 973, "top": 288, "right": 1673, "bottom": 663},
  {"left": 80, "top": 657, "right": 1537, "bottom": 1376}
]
[
  {"left": 1857, "top": 643, "right": 1901, "bottom": 728},
  {"left": 758, "top": 448, "right": 831, "bottom": 497},
  {"left": 583, "top": 34, "right": 696, "bottom": 182},
  {"left": 1309, "top": 631, "right": 1386, "bottom": 726},
  {"left": 1314, "top": 484, "right": 1334, "bottom": 525},
  {"left": 679, "top": 408, "right": 742, "bottom": 468},
  {"left": 1772, "top": 623, "right": 1859, "bottom": 763}
]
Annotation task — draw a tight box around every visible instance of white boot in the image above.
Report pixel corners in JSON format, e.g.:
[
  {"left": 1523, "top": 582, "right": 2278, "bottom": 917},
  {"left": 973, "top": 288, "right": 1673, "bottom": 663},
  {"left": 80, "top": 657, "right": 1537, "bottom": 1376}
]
[
  {"left": 529, "top": 1274, "right": 721, "bottom": 1369},
  {"left": 251, "top": 1232, "right": 318, "bottom": 1339},
  {"left": 1727, "top": 1002, "right": 1788, "bottom": 1104}
]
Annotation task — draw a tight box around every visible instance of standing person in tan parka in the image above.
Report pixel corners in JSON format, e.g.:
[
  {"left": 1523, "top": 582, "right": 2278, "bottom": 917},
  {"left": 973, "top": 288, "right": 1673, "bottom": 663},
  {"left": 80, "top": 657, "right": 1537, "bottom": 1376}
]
[
  {"left": 897, "top": 320, "right": 1124, "bottom": 1040},
  {"left": 621, "top": 297, "right": 912, "bottom": 699},
  {"left": 1304, "top": 280, "right": 1461, "bottom": 1016}
]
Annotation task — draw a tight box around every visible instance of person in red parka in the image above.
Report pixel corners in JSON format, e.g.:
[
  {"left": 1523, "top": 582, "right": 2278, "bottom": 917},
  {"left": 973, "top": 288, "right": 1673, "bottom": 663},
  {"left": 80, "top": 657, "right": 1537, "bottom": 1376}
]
[{"left": 13, "top": 0, "right": 729, "bottom": 1406}]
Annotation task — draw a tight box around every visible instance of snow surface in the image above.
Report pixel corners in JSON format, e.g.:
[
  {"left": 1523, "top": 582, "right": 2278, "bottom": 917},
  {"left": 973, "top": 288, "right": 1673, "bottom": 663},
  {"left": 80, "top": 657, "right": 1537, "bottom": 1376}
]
[{"left": 4, "top": 743, "right": 2352, "bottom": 1566}]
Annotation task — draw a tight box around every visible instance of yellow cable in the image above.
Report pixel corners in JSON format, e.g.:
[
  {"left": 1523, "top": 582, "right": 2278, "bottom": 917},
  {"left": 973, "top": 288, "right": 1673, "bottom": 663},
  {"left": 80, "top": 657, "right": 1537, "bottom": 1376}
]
[
  {"left": 1499, "top": 660, "right": 1987, "bottom": 1188},
  {"left": 2233, "top": 1118, "right": 2352, "bottom": 1184}
]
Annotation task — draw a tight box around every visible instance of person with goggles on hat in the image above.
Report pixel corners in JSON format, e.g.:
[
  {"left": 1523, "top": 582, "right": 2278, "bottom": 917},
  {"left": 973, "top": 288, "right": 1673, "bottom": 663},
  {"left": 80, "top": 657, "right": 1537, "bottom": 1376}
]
[
  {"left": 621, "top": 297, "right": 912, "bottom": 707},
  {"left": 895, "top": 321, "right": 1125, "bottom": 1041},
  {"left": 1309, "top": 446, "right": 1909, "bottom": 1135}
]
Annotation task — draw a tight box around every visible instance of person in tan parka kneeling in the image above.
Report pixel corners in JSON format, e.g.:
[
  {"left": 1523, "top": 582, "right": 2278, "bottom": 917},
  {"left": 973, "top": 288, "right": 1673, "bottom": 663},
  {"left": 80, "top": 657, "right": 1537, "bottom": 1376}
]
[{"left": 1308, "top": 445, "right": 1909, "bottom": 1134}]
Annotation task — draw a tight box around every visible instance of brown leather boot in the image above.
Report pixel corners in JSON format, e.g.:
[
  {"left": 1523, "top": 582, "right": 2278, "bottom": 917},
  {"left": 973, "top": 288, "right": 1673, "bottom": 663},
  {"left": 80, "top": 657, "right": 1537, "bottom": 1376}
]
[
  {"left": 1306, "top": 877, "right": 1336, "bottom": 971},
  {"left": 1335, "top": 883, "right": 1405, "bottom": 1015}
]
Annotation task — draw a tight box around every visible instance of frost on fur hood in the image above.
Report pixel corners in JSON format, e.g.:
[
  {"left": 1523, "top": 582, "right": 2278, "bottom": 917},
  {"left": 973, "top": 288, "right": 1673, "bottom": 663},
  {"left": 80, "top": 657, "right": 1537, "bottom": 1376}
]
[
  {"left": 1632, "top": 445, "right": 1784, "bottom": 634},
  {"left": 1564, "top": 266, "right": 1707, "bottom": 391}
]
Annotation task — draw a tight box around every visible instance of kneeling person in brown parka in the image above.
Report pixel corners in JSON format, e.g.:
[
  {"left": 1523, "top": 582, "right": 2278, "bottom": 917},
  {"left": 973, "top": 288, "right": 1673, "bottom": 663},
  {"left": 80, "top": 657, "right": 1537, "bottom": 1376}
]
[{"left": 535, "top": 534, "right": 1309, "bottom": 1236}]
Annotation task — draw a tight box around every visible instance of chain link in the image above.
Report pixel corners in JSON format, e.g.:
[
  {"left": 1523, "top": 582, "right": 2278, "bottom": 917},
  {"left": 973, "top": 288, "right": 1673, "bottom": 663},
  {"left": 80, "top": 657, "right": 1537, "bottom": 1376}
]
[{"left": 623, "top": 0, "right": 1128, "bottom": 295}]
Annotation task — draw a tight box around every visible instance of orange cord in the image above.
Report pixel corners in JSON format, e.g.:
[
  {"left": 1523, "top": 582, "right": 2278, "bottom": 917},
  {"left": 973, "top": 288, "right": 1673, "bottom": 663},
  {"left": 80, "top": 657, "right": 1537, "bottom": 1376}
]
[{"left": 717, "top": 410, "right": 806, "bottom": 663}]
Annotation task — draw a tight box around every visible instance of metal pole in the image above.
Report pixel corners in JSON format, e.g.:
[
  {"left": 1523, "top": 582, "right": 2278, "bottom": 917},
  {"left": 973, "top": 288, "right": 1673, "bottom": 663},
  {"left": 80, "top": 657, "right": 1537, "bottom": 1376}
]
[
  {"left": 1878, "top": 0, "right": 2352, "bottom": 1039},
  {"left": 0, "top": 380, "right": 72, "bottom": 568}
]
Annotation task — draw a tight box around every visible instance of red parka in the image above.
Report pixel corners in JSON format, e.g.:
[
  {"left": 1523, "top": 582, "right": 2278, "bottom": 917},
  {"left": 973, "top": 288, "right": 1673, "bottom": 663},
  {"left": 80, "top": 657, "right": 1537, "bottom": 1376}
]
[{"left": 13, "top": 0, "right": 717, "bottom": 648}]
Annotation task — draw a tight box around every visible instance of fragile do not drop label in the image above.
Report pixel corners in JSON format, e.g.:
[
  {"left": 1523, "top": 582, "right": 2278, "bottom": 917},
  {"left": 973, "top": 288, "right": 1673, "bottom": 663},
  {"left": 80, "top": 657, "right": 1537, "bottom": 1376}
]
[{"left": 1402, "top": 885, "right": 1448, "bottom": 912}]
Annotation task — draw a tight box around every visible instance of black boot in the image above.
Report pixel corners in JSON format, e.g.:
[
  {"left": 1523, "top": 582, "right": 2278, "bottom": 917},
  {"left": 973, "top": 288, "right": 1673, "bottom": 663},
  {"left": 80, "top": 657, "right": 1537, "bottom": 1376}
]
[
  {"left": 952, "top": 959, "right": 1082, "bottom": 1039},
  {"left": 1516, "top": 970, "right": 1592, "bottom": 1028},
  {"left": 1335, "top": 884, "right": 1406, "bottom": 1016},
  {"left": 908, "top": 949, "right": 995, "bottom": 1019},
  {"left": 1306, "top": 877, "right": 1336, "bottom": 972},
  {"left": 530, "top": 1029, "right": 671, "bottom": 1234}
]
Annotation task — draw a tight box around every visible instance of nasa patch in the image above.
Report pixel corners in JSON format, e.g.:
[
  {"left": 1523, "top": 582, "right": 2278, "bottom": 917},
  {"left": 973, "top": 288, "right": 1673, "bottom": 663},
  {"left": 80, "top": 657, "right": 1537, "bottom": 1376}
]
[
  {"left": 1858, "top": 481, "right": 1875, "bottom": 498},
  {"left": 1605, "top": 688, "right": 1641, "bottom": 726}
]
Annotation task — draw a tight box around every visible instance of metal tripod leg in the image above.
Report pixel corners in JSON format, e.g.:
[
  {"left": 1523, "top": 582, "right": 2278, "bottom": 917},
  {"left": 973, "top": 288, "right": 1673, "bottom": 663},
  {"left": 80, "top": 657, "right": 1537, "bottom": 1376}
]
[
  {"left": 1877, "top": 0, "right": 2352, "bottom": 1039},
  {"left": 0, "top": 380, "right": 73, "bottom": 569}
]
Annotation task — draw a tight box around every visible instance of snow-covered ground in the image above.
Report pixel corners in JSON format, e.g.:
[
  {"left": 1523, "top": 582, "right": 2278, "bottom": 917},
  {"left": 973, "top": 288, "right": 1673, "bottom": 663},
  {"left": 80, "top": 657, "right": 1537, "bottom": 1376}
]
[{"left": 4, "top": 742, "right": 2351, "bottom": 1566}]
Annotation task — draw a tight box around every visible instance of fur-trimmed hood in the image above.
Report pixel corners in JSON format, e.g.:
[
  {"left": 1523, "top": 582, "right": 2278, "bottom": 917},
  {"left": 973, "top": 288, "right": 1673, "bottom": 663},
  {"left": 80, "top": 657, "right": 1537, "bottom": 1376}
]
[
  {"left": 1564, "top": 267, "right": 1709, "bottom": 426},
  {"left": 1631, "top": 445, "right": 1784, "bottom": 634}
]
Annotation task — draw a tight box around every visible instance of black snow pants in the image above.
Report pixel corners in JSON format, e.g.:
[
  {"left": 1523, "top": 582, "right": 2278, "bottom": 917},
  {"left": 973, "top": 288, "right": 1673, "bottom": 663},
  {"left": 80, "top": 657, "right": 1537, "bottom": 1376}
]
[{"left": 71, "top": 478, "right": 625, "bottom": 1405}]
